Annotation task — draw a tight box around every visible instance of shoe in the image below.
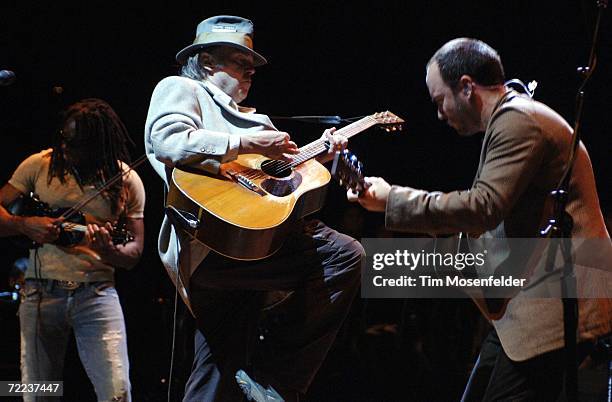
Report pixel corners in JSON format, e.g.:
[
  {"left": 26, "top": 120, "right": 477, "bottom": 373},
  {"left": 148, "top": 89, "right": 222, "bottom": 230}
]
[{"left": 235, "top": 369, "right": 285, "bottom": 402}]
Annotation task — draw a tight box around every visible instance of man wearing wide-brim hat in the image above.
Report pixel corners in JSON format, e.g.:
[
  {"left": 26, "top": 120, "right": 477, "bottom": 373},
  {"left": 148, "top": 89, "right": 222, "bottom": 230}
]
[
  {"left": 145, "top": 15, "right": 364, "bottom": 402},
  {"left": 175, "top": 15, "right": 268, "bottom": 67}
]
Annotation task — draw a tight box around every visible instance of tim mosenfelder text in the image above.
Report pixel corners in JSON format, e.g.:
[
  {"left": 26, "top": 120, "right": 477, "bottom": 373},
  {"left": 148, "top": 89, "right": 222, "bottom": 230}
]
[{"left": 369, "top": 250, "right": 526, "bottom": 289}]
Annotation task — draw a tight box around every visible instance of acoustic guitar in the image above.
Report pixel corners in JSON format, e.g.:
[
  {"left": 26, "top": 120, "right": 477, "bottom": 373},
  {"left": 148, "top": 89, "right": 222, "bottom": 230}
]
[{"left": 166, "top": 111, "right": 403, "bottom": 260}]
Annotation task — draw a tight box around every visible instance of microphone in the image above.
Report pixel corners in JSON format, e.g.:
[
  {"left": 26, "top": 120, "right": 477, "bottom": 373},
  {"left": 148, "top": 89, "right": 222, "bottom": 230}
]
[{"left": 0, "top": 70, "right": 16, "bottom": 86}]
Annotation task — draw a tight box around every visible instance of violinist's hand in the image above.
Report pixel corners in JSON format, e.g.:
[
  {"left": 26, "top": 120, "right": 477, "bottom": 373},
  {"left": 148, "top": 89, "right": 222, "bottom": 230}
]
[
  {"left": 19, "top": 216, "right": 61, "bottom": 244},
  {"left": 347, "top": 177, "right": 391, "bottom": 212},
  {"left": 317, "top": 127, "right": 348, "bottom": 164},
  {"left": 86, "top": 222, "right": 118, "bottom": 256}
]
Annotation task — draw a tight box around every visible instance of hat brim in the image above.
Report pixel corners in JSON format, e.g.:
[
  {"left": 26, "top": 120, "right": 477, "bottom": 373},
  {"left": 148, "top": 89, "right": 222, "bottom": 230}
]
[{"left": 176, "top": 42, "right": 267, "bottom": 66}]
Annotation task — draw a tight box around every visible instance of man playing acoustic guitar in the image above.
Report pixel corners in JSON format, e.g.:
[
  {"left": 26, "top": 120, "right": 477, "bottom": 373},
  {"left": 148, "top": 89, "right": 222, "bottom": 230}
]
[
  {"left": 145, "top": 15, "right": 363, "bottom": 402},
  {"left": 349, "top": 38, "right": 611, "bottom": 401}
]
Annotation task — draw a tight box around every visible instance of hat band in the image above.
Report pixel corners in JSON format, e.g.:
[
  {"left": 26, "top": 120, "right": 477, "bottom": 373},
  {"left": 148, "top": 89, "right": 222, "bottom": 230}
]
[{"left": 193, "top": 32, "right": 254, "bottom": 50}]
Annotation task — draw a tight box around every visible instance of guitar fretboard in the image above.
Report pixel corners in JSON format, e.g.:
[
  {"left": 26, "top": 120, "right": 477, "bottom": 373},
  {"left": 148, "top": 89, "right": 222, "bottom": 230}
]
[
  {"left": 291, "top": 115, "right": 379, "bottom": 166},
  {"left": 246, "top": 111, "right": 401, "bottom": 178}
]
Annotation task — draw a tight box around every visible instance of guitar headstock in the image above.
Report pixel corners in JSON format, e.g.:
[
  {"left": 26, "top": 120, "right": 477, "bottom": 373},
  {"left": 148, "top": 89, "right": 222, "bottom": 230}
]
[
  {"left": 372, "top": 111, "right": 404, "bottom": 132},
  {"left": 331, "top": 149, "right": 366, "bottom": 193}
]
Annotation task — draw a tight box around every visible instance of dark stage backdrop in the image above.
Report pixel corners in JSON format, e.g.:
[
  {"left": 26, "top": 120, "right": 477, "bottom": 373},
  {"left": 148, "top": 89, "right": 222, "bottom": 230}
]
[{"left": 0, "top": 1, "right": 610, "bottom": 401}]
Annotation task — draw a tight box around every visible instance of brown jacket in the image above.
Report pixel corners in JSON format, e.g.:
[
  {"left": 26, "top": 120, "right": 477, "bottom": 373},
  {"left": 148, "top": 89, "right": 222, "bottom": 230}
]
[{"left": 385, "top": 92, "right": 611, "bottom": 360}]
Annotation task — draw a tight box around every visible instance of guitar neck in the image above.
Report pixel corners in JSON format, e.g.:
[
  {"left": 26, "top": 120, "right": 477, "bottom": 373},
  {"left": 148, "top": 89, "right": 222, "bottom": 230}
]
[{"left": 289, "top": 115, "right": 379, "bottom": 167}]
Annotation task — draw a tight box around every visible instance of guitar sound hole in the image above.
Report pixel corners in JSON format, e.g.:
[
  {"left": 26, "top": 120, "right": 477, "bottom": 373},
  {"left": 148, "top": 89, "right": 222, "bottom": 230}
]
[{"left": 261, "top": 160, "right": 292, "bottom": 178}]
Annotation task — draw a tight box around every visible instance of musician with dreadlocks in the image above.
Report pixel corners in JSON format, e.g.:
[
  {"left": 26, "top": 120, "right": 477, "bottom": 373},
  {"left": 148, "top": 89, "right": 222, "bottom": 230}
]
[{"left": 0, "top": 98, "right": 145, "bottom": 402}]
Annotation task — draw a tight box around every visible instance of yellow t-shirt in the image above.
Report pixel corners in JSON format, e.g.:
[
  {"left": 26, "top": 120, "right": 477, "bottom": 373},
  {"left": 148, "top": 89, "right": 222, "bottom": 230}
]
[{"left": 9, "top": 149, "right": 145, "bottom": 282}]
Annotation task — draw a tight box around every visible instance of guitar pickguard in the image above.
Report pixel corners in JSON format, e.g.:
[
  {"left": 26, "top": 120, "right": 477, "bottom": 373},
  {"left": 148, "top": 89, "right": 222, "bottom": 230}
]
[{"left": 260, "top": 173, "right": 303, "bottom": 197}]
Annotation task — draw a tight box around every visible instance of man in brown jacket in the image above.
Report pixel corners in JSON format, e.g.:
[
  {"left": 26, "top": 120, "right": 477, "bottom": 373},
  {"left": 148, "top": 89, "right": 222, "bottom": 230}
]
[{"left": 349, "top": 38, "right": 611, "bottom": 401}]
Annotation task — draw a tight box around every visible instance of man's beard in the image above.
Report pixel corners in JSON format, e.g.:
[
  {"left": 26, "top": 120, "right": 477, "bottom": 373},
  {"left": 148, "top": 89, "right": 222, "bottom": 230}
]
[{"left": 454, "top": 96, "right": 480, "bottom": 135}]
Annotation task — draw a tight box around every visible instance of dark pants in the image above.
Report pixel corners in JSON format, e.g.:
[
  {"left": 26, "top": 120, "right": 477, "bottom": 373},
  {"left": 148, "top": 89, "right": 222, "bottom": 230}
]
[
  {"left": 183, "top": 220, "right": 363, "bottom": 402},
  {"left": 461, "top": 330, "right": 604, "bottom": 402}
]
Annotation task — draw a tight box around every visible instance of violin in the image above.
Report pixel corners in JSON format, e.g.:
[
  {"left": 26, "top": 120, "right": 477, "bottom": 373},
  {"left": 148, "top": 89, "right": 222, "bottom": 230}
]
[{"left": 7, "top": 192, "right": 134, "bottom": 249}]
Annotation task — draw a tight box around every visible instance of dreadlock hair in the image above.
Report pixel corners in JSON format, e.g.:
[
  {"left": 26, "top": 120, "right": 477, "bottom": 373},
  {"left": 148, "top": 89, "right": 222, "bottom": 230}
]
[{"left": 48, "top": 98, "right": 135, "bottom": 215}]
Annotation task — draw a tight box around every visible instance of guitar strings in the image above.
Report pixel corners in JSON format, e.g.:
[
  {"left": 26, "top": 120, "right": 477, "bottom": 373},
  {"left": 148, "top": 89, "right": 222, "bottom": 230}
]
[
  {"left": 292, "top": 116, "right": 378, "bottom": 164},
  {"left": 182, "top": 115, "right": 391, "bottom": 183},
  {"left": 265, "top": 116, "right": 378, "bottom": 176},
  {"left": 230, "top": 118, "right": 377, "bottom": 179}
]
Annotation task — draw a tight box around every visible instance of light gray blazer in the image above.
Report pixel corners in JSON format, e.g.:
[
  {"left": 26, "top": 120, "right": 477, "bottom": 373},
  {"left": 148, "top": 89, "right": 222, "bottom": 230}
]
[
  {"left": 144, "top": 76, "right": 277, "bottom": 309},
  {"left": 385, "top": 93, "right": 611, "bottom": 360}
]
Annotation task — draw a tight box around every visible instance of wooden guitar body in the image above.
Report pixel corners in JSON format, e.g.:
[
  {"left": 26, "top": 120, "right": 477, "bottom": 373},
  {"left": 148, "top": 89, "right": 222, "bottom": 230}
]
[{"left": 168, "top": 155, "right": 331, "bottom": 260}]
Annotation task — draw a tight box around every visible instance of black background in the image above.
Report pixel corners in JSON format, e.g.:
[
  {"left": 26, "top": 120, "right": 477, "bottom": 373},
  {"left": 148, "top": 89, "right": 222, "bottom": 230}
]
[{"left": 1, "top": 1, "right": 610, "bottom": 401}]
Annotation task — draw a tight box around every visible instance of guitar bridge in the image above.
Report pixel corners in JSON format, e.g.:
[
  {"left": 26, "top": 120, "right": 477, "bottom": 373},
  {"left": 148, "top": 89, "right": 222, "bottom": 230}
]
[{"left": 226, "top": 170, "right": 266, "bottom": 195}]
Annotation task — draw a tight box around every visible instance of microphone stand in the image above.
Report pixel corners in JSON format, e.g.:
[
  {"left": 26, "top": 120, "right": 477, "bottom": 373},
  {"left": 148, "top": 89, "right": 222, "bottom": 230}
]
[
  {"left": 269, "top": 115, "right": 368, "bottom": 125},
  {"left": 270, "top": 115, "right": 344, "bottom": 124},
  {"left": 540, "top": 1, "right": 607, "bottom": 400}
]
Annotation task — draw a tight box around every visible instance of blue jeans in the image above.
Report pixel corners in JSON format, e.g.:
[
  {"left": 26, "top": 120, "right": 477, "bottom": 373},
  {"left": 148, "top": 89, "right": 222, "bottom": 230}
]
[{"left": 19, "top": 279, "right": 131, "bottom": 402}]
